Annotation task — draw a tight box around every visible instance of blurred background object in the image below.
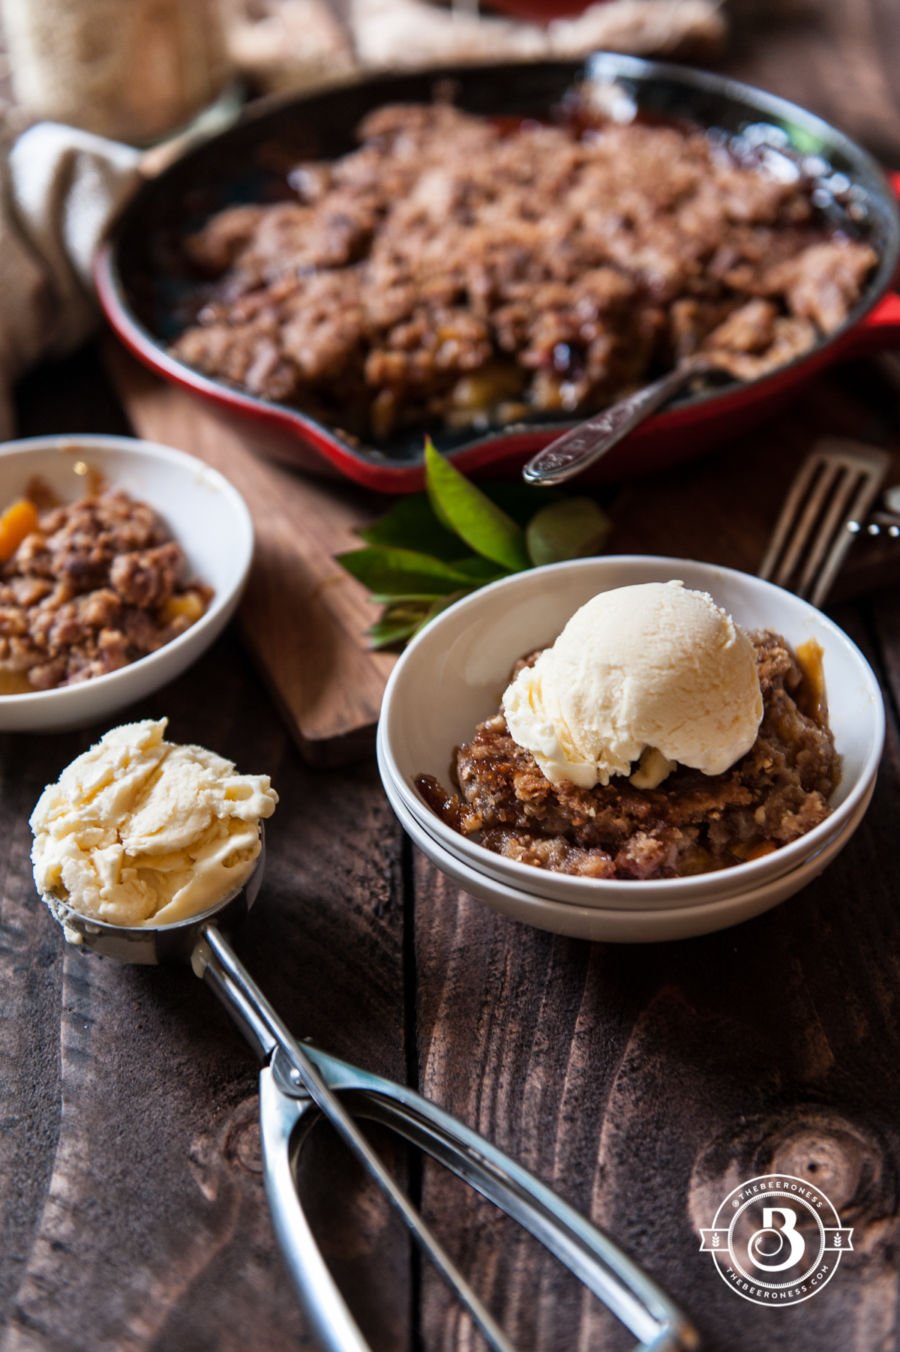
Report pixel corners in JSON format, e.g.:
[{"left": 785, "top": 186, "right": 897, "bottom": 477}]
[
  {"left": 224, "top": 0, "right": 726, "bottom": 95},
  {"left": 0, "top": 0, "right": 727, "bottom": 120},
  {"left": 0, "top": 0, "right": 232, "bottom": 142},
  {"left": 223, "top": 0, "right": 356, "bottom": 94}
]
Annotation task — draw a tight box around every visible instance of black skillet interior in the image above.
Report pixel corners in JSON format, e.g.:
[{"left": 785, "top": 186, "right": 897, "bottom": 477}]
[{"left": 109, "top": 53, "right": 900, "bottom": 469}]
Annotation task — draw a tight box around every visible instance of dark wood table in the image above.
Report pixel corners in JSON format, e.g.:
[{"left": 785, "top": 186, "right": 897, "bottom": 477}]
[{"left": 2, "top": 5, "right": 900, "bottom": 1349}]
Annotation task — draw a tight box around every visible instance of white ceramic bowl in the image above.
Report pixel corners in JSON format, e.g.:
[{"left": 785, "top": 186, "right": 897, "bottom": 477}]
[
  {"left": 383, "top": 760, "right": 875, "bottom": 942},
  {"left": 0, "top": 435, "right": 253, "bottom": 732},
  {"left": 380, "top": 716, "right": 867, "bottom": 913},
  {"left": 378, "top": 556, "right": 884, "bottom": 910}
]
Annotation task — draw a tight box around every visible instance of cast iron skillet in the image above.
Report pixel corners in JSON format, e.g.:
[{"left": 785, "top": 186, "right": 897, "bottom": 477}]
[{"left": 96, "top": 53, "right": 900, "bottom": 493}]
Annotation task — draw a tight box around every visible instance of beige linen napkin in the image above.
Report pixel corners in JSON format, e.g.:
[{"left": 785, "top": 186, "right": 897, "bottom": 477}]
[
  {"left": 351, "top": 0, "right": 725, "bottom": 71},
  {"left": 0, "top": 120, "right": 140, "bottom": 439},
  {"left": 226, "top": 0, "right": 726, "bottom": 94}
]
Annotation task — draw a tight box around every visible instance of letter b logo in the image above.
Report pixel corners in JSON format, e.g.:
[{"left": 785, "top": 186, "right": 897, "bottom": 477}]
[
  {"left": 700, "top": 1174, "right": 852, "bottom": 1306},
  {"left": 747, "top": 1206, "right": 806, "bottom": 1272}
]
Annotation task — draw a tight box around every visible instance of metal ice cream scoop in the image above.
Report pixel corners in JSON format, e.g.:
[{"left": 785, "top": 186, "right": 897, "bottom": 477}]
[{"left": 39, "top": 841, "right": 697, "bottom": 1352}]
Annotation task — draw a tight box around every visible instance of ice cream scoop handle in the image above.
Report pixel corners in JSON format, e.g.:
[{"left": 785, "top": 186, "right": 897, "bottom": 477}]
[
  {"left": 266, "top": 1042, "right": 698, "bottom": 1352},
  {"left": 196, "top": 927, "right": 696, "bottom": 1352},
  {"left": 522, "top": 360, "right": 714, "bottom": 486},
  {"left": 195, "top": 924, "right": 514, "bottom": 1352},
  {"left": 193, "top": 922, "right": 280, "bottom": 1062}
]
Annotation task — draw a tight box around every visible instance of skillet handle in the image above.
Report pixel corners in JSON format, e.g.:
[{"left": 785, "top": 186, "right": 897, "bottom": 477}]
[
  {"left": 842, "top": 170, "right": 900, "bottom": 356},
  {"left": 260, "top": 1042, "right": 699, "bottom": 1352}
]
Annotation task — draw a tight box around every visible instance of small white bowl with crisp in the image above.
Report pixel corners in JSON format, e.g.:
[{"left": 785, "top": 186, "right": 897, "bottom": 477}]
[
  {"left": 0, "top": 435, "right": 253, "bottom": 732},
  {"left": 377, "top": 556, "right": 884, "bottom": 937}
]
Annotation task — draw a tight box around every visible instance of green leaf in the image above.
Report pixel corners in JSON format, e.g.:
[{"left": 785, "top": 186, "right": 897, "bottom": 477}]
[
  {"left": 358, "top": 494, "right": 461, "bottom": 561},
  {"left": 363, "top": 559, "right": 506, "bottom": 597},
  {"left": 416, "top": 593, "right": 462, "bottom": 626},
  {"left": 789, "top": 127, "right": 827, "bottom": 156},
  {"left": 369, "top": 613, "right": 426, "bottom": 648},
  {"left": 368, "top": 594, "right": 465, "bottom": 649},
  {"left": 424, "top": 438, "right": 529, "bottom": 572},
  {"left": 368, "top": 592, "right": 449, "bottom": 605},
  {"left": 337, "top": 442, "right": 612, "bottom": 652},
  {"left": 525, "top": 497, "right": 612, "bottom": 567},
  {"left": 336, "top": 545, "right": 487, "bottom": 597},
  {"left": 447, "top": 556, "right": 509, "bottom": 583}
]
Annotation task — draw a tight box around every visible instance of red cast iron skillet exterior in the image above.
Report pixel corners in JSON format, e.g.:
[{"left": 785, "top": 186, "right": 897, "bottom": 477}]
[{"left": 96, "top": 54, "right": 900, "bottom": 493}]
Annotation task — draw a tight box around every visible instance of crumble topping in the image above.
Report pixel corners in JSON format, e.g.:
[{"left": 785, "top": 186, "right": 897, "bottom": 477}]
[
  {"left": 170, "top": 101, "right": 875, "bottom": 442},
  {"left": 0, "top": 488, "right": 212, "bottom": 692},
  {"left": 417, "top": 630, "right": 840, "bottom": 880}
]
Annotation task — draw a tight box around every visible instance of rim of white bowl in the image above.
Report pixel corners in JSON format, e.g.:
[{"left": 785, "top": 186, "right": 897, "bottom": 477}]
[
  {"left": 378, "top": 555, "right": 885, "bottom": 897},
  {"left": 378, "top": 740, "right": 870, "bottom": 919},
  {"left": 376, "top": 716, "right": 859, "bottom": 907},
  {"left": 384, "top": 753, "right": 869, "bottom": 932},
  {"left": 0, "top": 434, "right": 253, "bottom": 713},
  {"left": 384, "top": 728, "right": 874, "bottom": 911}
]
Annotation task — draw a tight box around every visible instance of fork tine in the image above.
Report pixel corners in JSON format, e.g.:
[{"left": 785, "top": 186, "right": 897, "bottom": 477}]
[
  {"left": 795, "top": 463, "right": 866, "bottom": 600},
  {"left": 759, "top": 440, "right": 891, "bottom": 606},
  {"left": 809, "top": 454, "right": 890, "bottom": 606},
  {"left": 758, "top": 453, "right": 829, "bottom": 586},
  {"left": 766, "top": 457, "right": 841, "bottom": 593}
]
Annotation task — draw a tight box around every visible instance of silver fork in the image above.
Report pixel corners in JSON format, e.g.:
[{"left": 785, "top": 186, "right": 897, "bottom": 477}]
[{"left": 758, "top": 439, "right": 893, "bottom": 607}]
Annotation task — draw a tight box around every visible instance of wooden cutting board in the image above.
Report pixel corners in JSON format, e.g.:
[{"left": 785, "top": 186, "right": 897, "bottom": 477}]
[{"left": 108, "top": 346, "right": 395, "bottom": 765}]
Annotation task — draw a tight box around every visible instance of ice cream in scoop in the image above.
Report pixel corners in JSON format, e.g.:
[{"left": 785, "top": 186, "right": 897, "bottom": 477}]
[
  {"left": 30, "top": 718, "right": 277, "bottom": 929},
  {"left": 502, "top": 581, "right": 763, "bottom": 789}
]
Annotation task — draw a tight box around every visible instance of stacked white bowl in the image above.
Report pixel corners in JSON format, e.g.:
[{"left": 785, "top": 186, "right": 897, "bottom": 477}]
[{"left": 377, "top": 557, "right": 884, "bottom": 942}]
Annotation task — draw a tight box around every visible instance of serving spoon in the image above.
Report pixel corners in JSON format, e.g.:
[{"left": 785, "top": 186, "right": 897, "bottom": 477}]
[
  {"left": 39, "top": 843, "right": 698, "bottom": 1352},
  {"left": 522, "top": 355, "right": 734, "bottom": 486}
]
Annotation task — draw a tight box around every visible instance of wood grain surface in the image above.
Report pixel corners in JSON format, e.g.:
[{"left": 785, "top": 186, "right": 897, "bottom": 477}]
[
  {"left": 2, "top": 4, "right": 900, "bottom": 1351},
  {"left": 107, "top": 346, "right": 395, "bottom": 764}
]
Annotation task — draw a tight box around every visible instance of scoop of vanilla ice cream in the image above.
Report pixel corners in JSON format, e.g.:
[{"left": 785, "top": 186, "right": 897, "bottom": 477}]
[
  {"left": 30, "top": 718, "right": 278, "bottom": 929},
  {"left": 502, "top": 581, "right": 763, "bottom": 789}
]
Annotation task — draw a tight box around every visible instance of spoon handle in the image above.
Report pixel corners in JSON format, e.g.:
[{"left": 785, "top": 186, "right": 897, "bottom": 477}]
[{"left": 521, "top": 362, "right": 708, "bottom": 487}]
